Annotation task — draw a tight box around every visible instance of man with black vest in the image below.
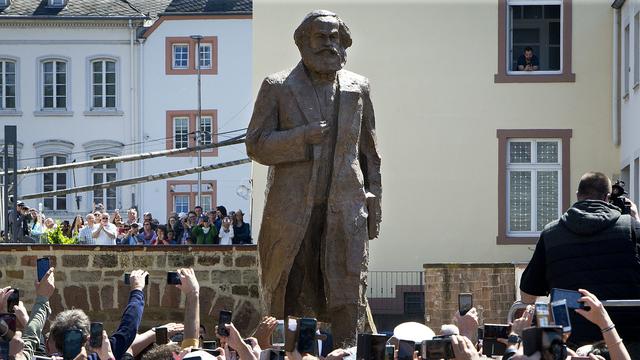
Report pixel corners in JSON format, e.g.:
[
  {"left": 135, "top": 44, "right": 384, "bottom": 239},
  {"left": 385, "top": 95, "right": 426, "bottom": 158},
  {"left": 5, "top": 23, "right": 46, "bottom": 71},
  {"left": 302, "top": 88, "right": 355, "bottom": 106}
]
[{"left": 520, "top": 171, "right": 640, "bottom": 353}]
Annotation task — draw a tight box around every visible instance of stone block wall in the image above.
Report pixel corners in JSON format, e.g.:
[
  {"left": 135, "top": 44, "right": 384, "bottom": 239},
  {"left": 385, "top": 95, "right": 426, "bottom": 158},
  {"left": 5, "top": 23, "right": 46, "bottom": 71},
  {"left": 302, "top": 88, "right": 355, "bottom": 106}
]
[
  {"left": 0, "top": 245, "right": 261, "bottom": 337},
  {"left": 424, "top": 263, "right": 516, "bottom": 331}
]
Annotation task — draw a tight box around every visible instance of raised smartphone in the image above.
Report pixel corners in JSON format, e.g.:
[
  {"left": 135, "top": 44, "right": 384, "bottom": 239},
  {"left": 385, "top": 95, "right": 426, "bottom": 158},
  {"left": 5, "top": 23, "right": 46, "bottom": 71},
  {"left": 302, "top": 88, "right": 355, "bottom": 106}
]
[{"left": 37, "top": 257, "right": 50, "bottom": 281}]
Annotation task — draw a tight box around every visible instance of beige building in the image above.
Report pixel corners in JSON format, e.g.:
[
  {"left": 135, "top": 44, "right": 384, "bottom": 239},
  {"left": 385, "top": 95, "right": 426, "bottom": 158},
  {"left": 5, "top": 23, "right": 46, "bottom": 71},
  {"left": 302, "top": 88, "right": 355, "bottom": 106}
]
[{"left": 250, "top": 0, "right": 619, "bottom": 273}]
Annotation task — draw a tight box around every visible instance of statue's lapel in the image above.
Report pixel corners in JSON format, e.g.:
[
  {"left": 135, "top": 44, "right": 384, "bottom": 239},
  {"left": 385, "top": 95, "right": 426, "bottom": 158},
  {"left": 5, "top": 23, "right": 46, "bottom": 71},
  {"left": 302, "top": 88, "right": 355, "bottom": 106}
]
[
  {"left": 337, "top": 70, "right": 361, "bottom": 137},
  {"left": 286, "top": 62, "right": 322, "bottom": 125}
]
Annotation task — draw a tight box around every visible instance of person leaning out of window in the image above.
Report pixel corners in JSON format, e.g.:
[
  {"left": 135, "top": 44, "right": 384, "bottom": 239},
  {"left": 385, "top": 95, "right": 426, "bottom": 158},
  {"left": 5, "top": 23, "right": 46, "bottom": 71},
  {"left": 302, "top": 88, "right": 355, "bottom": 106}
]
[{"left": 517, "top": 46, "right": 539, "bottom": 71}]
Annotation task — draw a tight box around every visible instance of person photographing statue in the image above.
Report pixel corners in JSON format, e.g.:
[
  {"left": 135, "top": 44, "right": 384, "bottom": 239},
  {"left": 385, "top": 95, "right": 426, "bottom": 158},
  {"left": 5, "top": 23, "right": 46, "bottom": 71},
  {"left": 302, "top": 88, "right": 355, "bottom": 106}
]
[{"left": 246, "top": 10, "right": 382, "bottom": 346}]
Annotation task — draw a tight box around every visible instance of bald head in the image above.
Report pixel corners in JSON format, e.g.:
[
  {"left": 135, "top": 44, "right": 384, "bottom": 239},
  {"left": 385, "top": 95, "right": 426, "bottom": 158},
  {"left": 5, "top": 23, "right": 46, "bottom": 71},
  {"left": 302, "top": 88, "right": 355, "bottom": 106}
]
[{"left": 577, "top": 172, "right": 611, "bottom": 201}]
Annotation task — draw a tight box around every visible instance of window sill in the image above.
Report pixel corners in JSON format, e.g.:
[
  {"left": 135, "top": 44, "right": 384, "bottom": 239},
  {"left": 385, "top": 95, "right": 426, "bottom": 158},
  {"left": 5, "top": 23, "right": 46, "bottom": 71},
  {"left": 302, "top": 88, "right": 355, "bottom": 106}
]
[
  {"left": 33, "top": 110, "right": 74, "bottom": 117},
  {"left": 496, "top": 235, "right": 539, "bottom": 245},
  {"left": 84, "top": 110, "right": 124, "bottom": 116},
  {"left": 494, "top": 72, "right": 576, "bottom": 83},
  {"left": 0, "top": 110, "right": 22, "bottom": 116}
]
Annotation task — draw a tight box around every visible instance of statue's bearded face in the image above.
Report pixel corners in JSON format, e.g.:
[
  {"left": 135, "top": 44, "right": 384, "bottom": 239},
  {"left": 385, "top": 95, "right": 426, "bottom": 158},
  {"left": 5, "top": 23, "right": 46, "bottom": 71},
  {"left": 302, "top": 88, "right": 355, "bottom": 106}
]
[{"left": 300, "top": 16, "right": 346, "bottom": 75}]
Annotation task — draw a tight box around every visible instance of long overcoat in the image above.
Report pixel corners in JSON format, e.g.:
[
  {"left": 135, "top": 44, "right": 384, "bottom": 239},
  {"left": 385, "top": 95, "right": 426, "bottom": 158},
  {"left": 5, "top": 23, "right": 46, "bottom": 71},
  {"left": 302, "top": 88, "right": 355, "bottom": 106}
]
[{"left": 246, "top": 62, "right": 382, "bottom": 316}]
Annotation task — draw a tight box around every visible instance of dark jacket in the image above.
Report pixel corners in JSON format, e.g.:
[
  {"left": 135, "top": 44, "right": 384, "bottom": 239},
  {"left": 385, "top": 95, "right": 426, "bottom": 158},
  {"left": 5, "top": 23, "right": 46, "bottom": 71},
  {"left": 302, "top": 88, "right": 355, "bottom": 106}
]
[
  {"left": 520, "top": 200, "right": 640, "bottom": 345},
  {"left": 88, "top": 289, "right": 145, "bottom": 360}
]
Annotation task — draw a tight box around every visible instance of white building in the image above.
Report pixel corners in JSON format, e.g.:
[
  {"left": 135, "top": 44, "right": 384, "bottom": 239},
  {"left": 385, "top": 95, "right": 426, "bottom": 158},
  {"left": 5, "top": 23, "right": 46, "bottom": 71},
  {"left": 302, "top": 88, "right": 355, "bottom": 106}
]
[
  {"left": 613, "top": 0, "right": 640, "bottom": 205},
  {"left": 0, "top": 0, "right": 252, "bottom": 223},
  {"left": 0, "top": 0, "right": 146, "bottom": 220},
  {"left": 138, "top": 0, "right": 253, "bottom": 219}
]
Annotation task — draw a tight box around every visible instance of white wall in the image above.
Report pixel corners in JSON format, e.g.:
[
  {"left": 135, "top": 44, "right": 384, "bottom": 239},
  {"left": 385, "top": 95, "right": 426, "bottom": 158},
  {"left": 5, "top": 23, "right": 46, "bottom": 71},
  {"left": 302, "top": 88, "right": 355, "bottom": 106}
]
[{"left": 140, "top": 18, "right": 253, "bottom": 218}]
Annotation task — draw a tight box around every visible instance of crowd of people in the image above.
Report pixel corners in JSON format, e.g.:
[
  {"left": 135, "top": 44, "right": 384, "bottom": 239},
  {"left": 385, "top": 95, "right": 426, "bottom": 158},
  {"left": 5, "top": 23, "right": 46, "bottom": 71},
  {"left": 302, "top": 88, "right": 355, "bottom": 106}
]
[
  {"left": 4, "top": 202, "right": 252, "bottom": 246},
  {"left": 0, "top": 265, "right": 633, "bottom": 360}
]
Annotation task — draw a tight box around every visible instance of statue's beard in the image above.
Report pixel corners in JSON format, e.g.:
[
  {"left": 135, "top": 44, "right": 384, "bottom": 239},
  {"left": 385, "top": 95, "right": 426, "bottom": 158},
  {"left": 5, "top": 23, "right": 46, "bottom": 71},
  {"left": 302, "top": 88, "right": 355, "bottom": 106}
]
[{"left": 301, "top": 45, "right": 346, "bottom": 75}]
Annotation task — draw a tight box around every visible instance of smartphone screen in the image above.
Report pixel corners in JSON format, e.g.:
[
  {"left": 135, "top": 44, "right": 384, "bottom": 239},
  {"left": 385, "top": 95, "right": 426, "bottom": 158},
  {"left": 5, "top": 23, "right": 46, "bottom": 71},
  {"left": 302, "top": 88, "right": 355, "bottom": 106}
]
[
  {"left": 551, "top": 300, "right": 572, "bottom": 333},
  {"left": 397, "top": 340, "right": 415, "bottom": 360},
  {"left": 167, "top": 272, "right": 181, "bottom": 285},
  {"left": 483, "top": 324, "right": 511, "bottom": 339},
  {"left": 7, "top": 289, "right": 19, "bottom": 314},
  {"left": 458, "top": 293, "right": 472, "bottom": 315},
  {"left": 371, "top": 334, "right": 388, "bottom": 360},
  {"left": 156, "top": 327, "right": 168, "bottom": 345},
  {"left": 124, "top": 273, "right": 130, "bottom": 285},
  {"left": 89, "top": 322, "right": 103, "bottom": 348},
  {"left": 202, "top": 341, "right": 218, "bottom": 350},
  {"left": 37, "top": 258, "right": 50, "bottom": 282},
  {"left": 272, "top": 320, "right": 285, "bottom": 346},
  {"left": 423, "top": 339, "right": 454, "bottom": 360},
  {"left": 550, "top": 288, "right": 588, "bottom": 310},
  {"left": 385, "top": 345, "right": 395, "bottom": 360},
  {"left": 63, "top": 329, "right": 83, "bottom": 360},
  {"left": 218, "top": 310, "right": 232, "bottom": 337},
  {"left": 297, "top": 318, "right": 317, "bottom": 355},
  {"left": 535, "top": 302, "right": 551, "bottom": 327}
]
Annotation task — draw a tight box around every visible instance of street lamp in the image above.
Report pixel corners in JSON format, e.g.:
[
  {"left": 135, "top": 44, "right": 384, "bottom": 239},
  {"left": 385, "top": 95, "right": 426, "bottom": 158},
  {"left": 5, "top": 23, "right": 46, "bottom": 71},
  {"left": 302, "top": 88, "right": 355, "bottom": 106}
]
[{"left": 190, "top": 34, "right": 204, "bottom": 207}]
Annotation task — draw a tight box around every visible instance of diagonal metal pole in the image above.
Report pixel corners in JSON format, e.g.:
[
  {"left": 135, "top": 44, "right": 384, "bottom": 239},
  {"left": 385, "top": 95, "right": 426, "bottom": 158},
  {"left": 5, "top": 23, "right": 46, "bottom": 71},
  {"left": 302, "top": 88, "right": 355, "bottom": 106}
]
[
  {"left": 18, "top": 158, "right": 251, "bottom": 201},
  {"left": 0, "top": 135, "right": 245, "bottom": 176}
]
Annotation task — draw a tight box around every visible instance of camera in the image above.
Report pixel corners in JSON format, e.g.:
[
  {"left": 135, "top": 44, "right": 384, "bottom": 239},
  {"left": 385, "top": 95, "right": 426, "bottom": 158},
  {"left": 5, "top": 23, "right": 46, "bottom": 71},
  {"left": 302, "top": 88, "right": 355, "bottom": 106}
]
[
  {"left": 522, "top": 326, "right": 567, "bottom": 360},
  {"left": 610, "top": 180, "right": 631, "bottom": 215}
]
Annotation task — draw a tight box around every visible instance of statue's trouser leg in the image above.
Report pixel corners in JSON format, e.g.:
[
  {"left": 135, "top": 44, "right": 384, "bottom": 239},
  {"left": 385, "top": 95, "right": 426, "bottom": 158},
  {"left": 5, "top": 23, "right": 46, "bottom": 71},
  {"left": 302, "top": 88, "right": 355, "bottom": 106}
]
[{"left": 284, "top": 204, "right": 327, "bottom": 318}]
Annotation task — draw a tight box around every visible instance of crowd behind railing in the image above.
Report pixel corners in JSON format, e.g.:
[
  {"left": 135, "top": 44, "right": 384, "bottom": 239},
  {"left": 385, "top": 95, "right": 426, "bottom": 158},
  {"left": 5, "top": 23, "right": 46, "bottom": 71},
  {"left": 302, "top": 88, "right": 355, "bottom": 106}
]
[{"left": 2, "top": 201, "right": 252, "bottom": 245}]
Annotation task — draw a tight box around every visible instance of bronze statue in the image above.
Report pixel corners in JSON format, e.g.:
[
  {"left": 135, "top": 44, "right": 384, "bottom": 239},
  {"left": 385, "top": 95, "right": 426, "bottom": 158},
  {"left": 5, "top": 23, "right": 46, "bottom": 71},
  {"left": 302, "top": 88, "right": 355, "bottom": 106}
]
[{"left": 246, "top": 10, "right": 382, "bottom": 345}]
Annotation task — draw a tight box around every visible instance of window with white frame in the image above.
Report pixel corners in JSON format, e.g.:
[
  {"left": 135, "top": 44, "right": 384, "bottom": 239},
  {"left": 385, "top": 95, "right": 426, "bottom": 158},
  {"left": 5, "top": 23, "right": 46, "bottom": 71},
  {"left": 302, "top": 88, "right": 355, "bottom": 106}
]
[
  {"left": 200, "top": 116, "right": 212, "bottom": 145},
  {"left": 174, "top": 117, "right": 189, "bottom": 149},
  {"left": 92, "top": 60, "right": 116, "bottom": 109},
  {"left": 635, "top": 13, "right": 639, "bottom": 86},
  {"left": 174, "top": 195, "right": 190, "bottom": 213},
  {"left": 625, "top": 24, "right": 630, "bottom": 95},
  {"left": 507, "top": 139, "right": 561, "bottom": 235},
  {"left": 507, "top": 0, "right": 561, "bottom": 73},
  {"left": 92, "top": 156, "right": 117, "bottom": 210},
  {"left": 201, "top": 195, "right": 212, "bottom": 212},
  {"left": 0, "top": 152, "right": 14, "bottom": 186},
  {"left": 42, "top": 60, "right": 67, "bottom": 109},
  {"left": 172, "top": 44, "right": 189, "bottom": 69},
  {"left": 199, "top": 44, "right": 212, "bottom": 69},
  {"left": 42, "top": 155, "right": 67, "bottom": 210},
  {"left": 0, "top": 60, "right": 16, "bottom": 110}
]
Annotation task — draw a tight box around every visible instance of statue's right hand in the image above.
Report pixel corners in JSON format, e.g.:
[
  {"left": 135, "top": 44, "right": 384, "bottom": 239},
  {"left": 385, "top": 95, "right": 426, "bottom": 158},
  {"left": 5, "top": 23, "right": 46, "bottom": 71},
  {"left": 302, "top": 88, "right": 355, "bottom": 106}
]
[{"left": 304, "top": 122, "right": 329, "bottom": 144}]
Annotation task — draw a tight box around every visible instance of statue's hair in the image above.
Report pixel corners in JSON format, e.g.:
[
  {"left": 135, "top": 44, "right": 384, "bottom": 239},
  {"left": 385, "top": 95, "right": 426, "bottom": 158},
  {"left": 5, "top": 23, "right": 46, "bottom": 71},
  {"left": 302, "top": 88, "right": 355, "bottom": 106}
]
[{"left": 294, "top": 10, "right": 352, "bottom": 50}]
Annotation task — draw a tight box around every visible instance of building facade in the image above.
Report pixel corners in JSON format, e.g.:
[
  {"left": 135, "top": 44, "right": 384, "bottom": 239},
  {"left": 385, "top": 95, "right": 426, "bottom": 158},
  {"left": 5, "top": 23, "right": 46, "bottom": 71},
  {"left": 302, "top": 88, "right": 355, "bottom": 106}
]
[
  {"left": 0, "top": 0, "right": 252, "bottom": 224},
  {"left": 613, "top": 0, "right": 640, "bottom": 206}
]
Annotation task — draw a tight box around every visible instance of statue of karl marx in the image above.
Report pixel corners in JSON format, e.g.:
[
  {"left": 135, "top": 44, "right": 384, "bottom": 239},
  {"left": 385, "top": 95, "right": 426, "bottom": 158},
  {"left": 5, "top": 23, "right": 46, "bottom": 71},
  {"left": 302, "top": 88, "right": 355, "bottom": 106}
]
[{"left": 246, "top": 10, "right": 382, "bottom": 345}]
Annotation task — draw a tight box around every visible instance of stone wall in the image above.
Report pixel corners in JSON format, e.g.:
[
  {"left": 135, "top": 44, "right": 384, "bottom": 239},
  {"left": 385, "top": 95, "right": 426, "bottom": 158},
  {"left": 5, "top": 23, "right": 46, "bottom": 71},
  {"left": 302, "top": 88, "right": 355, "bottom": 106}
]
[
  {"left": 0, "top": 245, "right": 261, "bottom": 336},
  {"left": 424, "top": 263, "right": 516, "bottom": 331}
]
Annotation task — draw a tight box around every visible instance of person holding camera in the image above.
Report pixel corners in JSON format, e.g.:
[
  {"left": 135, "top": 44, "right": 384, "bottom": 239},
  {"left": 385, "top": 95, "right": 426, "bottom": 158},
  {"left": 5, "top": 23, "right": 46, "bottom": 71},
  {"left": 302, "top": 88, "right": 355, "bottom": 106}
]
[{"left": 520, "top": 172, "right": 640, "bottom": 355}]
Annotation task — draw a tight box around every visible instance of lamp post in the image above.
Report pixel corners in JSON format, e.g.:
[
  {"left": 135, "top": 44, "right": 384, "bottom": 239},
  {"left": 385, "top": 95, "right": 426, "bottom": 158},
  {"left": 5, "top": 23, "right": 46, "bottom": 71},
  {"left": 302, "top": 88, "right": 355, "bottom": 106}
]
[{"left": 190, "top": 34, "right": 204, "bottom": 207}]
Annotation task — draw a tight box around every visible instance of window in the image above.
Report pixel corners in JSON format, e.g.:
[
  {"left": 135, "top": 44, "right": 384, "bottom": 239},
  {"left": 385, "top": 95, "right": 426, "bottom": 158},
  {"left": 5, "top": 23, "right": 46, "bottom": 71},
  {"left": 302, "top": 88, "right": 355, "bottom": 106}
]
[
  {"left": 199, "top": 44, "right": 212, "bottom": 69},
  {"left": 635, "top": 13, "right": 639, "bottom": 86},
  {"left": 174, "top": 117, "right": 189, "bottom": 149},
  {"left": 167, "top": 180, "right": 216, "bottom": 218},
  {"left": 43, "top": 155, "right": 67, "bottom": 210},
  {"left": 507, "top": 140, "right": 561, "bottom": 235},
  {"left": 403, "top": 292, "right": 424, "bottom": 315},
  {"left": 201, "top": 195, "right": 212, "bottom": 212},
  {"left": 508, "top": 1, "right": 561, "bottom": 73},
  {"left": 92, "top": 156, "right": 117, "bottom": 210},
  {"left": 165, "top": 37, "right": 218, "bottom": 75},
  {"left": 497, "top": 129, "right": 572, "bottom": 244},
  {"left": 49, "top": 0, "right": 64, "bottom": 6},
  {"left": 0, "top": 60, "right": 16, "bottom": 110},
  {"left": 200, "top": 116, "right": 212, "bottom": 145},
  {"left": 495, "top": 0, "right": 574, "bottom": 83},
  {"left": 166, "top": 110, "right": 218, "bottom": 156},
  {"left": 42, "top": 60, "right": 67, "bottom": 110},
  {"left": 0, "top": 153, "right": 14, "bottom": 186},
  {"left": 625, "top": 24, "right": 630, "bottom": 96},
  {"left": 91, "top": 60, "right": 116, "bottom": 109},
  {"left": 0, "top": 1, "right": 10, "bottom": 8},
  {"left": 172, "top": 44, "right": 189, "bottom": 69},
  {"left": 174, "top": 195, "right": 190, "bottom": 213}
]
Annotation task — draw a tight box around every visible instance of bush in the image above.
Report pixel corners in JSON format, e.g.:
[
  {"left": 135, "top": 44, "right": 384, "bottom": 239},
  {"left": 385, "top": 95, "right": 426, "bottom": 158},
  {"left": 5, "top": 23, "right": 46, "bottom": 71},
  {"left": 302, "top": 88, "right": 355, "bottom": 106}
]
[{"left": 45, "top": 222, "right": 77, "bottom": 245}]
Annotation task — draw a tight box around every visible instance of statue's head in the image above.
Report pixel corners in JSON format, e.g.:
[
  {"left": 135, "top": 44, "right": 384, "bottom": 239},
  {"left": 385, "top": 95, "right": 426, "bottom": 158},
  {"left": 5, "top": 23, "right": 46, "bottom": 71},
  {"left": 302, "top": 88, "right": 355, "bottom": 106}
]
[{"left": 294, "top": 10, "right": 352, "bottom": 75}]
